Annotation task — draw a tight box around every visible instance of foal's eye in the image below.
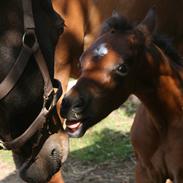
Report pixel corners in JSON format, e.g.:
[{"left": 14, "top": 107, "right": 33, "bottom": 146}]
[{"left": 116, "top": 64, "right": 128, "bottom": 76}]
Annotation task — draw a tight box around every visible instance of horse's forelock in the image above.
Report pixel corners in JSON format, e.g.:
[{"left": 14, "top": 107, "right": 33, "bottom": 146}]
[{"left": 100, "top": 15, "right": 133, "bottom": 34}]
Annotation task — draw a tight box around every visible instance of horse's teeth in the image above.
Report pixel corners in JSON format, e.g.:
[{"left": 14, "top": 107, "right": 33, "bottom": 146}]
[{"left": 67, "top": 122, "right": 81, "bottom": 129}]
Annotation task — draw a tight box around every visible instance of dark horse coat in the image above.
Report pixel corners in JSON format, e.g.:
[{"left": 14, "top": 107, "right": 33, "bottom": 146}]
[{"left": 0, "top": 1, "right": 68, "bottom": 182}]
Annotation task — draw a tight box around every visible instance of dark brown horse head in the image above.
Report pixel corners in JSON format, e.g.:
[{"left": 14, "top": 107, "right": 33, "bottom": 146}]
[
  {"left": 0, "top": 0, "right": 68, "bottom": 182},
  {"left": 61, "top": 8, "right": 157, "bottom": 137}
]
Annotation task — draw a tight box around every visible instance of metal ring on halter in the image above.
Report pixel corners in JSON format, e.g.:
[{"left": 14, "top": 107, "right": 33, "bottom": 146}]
[{"left": 22, "top": 29, "right": 39, "bottom": 52}]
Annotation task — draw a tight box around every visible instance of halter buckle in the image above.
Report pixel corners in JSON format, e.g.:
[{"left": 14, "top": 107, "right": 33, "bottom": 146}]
[{"left": 22, "top": 29, "right": 39, "bottom": 52}]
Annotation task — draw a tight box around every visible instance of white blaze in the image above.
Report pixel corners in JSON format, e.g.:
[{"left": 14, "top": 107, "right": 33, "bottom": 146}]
[{"left": 93, "top": 43, "right": 108, "bottom": 57}]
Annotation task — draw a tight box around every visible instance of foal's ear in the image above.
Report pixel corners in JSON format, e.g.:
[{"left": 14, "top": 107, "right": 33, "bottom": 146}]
[{"left": 136, "top": 8, "right": 157, "bottom": 42}]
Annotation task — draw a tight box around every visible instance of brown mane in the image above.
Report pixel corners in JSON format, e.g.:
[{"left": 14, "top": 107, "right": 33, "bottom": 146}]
[
  {"left": 100, "top": 14, "right": 133, "bottom": 34},
  {"left": 153, "top": 35, "right": 183, "bottom": 67}
]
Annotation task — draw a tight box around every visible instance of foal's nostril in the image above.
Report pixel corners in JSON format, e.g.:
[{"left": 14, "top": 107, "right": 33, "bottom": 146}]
[
  {"left": 61, "top": 97, "right": 70, "bottom": 109},
  {"left": 61, "top": 97, "right": 71, "bottom": 117},
  {"left": 61, "top": 94, "right": 88, "bottom": 119},
  {"left": 73, "top": 97, "right": 85, "bottom": 112},
  {"left": 50, "top": 148, "right": 61, "bottom": 171}
]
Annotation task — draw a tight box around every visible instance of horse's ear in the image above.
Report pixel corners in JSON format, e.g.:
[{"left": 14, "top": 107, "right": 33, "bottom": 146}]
[{"left": 136, "top": 8, "right": 157, "bottom": 34}]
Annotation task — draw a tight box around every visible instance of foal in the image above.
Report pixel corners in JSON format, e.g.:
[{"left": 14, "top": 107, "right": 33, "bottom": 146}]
[{"left": 61, "top": 9, "right": 183, "bottom": 183}]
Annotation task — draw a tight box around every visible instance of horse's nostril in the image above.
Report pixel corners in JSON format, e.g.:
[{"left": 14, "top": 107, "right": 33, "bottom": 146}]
[
  {"left": 51, "top": 148, "right": 59, "bottom": 157},
  {"left": 50, "top": 148, "right": 62, "bottom": 171}
]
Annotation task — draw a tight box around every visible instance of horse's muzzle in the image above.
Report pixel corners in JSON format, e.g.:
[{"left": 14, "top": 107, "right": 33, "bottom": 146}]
[{"left": 18, "top": 132, "right": 69, "bottom": 183}]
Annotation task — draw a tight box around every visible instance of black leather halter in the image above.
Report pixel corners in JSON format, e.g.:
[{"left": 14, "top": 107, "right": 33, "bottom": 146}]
[{"left": 0, "top": 0, "right": 62, "bottom": 150}]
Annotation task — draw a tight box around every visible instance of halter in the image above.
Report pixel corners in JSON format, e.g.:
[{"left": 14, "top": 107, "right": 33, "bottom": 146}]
[{"left": 0, "top": 0, "right": 62, "bottom": 150}]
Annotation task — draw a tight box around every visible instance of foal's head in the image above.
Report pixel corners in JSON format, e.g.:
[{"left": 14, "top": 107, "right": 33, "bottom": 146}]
[{"left": 61, "top": 8, "right": 179, "bottom": 137}]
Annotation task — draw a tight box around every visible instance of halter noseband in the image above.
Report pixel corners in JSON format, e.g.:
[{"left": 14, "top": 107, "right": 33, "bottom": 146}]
[{"left": 0, "top": 0, "right": 62, "bottom": 150}]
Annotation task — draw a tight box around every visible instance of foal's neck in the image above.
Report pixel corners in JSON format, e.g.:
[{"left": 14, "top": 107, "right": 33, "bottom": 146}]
[{"left": 136, "top": 45, "right": 183, "bottom": 127}]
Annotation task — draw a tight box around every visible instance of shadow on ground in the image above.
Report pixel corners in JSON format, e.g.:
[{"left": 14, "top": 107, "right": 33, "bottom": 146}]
[
  {"left": 69, "top": 128, "right": 132, "bottom": 162},
  {"left": 62, "top": 128, "right": 135, "bottom": 183},
  {"left": 0, "top": 128, "right": 135, "bottom": 183},
  {"left": 0, "top": 172, "right": 25, "bottom": 183}
]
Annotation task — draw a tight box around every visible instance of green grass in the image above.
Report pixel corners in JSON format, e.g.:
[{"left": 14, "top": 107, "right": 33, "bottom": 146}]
[
  {"left": 0, "top": 108, "right": 134, "bottom": 165},
  {"left": 0, "top": 150, "right": 13, "bottom": 164},
  {"left": 69, "top": 108, "right": 134, "bottom": 162}
]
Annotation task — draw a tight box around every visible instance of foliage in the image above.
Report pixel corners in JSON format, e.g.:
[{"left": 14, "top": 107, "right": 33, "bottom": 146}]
[
  {"left": 0, "top": 150, "right": 13, "bottom": 164},
  {"left": 121, "top": 96, "right": 140, "bottom": 116}
]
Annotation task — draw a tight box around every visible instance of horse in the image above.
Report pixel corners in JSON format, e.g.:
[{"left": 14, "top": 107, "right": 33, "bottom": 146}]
[
  {"left": 52, "top": 0, "right": 183, "bottom": 104},
  {"left": 0, "top": 0, "right": 68, "bottom": 183},
  {"left": 51, "top": 1, "right": 183, "bottom": 181},
  {"left": 51, "top": 1, "right": 183, "bottom": 182},
  {"left": 60, "top": 8, "right": 183, "bottom": 183}
]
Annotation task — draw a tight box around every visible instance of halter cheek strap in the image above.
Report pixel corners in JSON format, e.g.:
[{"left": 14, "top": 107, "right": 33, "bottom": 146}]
[
  {"left": 0, "top": 0, "right": 62, "bottom": 150},
  {"left": 0, "top": 0, "right": 53, "bottom": 100}
]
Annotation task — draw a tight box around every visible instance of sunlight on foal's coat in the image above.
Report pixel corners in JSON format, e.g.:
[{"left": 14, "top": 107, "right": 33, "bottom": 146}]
[{"left": 61, "top": 9, "right": 183, "bottom": 183}]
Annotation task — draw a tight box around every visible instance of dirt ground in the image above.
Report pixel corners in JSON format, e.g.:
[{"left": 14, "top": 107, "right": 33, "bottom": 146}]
[{"left": 0, "top": 157, "right": 135, "bottom": 183}]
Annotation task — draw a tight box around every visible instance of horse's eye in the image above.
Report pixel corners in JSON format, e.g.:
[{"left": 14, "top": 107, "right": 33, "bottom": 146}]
[{"left": 116, "top": 64, "right": 128, "bottom": 76}]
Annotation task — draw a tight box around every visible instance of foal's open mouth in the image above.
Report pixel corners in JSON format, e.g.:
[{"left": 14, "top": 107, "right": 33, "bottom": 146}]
[
  {"left": 65, "top": 120, "right": 82, "bottom": 132},
  {"left": 65, "top": 120, "right": 84, "bottom": 137},
  {"left": 64, "top": 115, "right": 93, "bottom": 137}
]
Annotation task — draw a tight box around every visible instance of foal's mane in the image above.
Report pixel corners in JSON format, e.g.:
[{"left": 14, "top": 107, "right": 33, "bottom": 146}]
[
  {"left": 101, "top": 15, "right": 133, "bottom": 34},
  {"left": 153, "top": 35, "right": 183, "bottom": 66},
  {"left": 101, "top": 15, "right": 183, "bottom": 67}
]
